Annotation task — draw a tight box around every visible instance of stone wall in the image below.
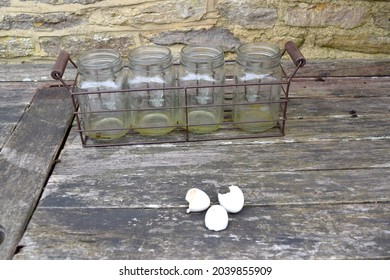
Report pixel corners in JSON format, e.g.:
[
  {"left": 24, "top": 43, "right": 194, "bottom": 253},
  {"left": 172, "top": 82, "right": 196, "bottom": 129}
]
[{"left": 0, "top": 0, "right": 389, "bottom": 63}]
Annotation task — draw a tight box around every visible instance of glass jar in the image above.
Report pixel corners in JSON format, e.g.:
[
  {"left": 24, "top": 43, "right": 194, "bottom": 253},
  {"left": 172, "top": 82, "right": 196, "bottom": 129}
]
[
  {"left": 178, "top": 45, "right": 225, "bottom": 134},
  {"left": 76, "top": 49, "right": 128, "bottom": 140},
  {"left": 233, "top": 42, "right": 282, "bottom": 132},
  {"left": 127, "top": 46, "right": 176, "bottom": 136}
]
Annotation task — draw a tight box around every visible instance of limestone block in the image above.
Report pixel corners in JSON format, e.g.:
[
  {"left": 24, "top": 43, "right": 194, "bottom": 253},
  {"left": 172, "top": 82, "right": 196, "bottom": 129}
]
[
  {"left": 0, "top": 13, "right": 84, "bottom": 30},
  {"left": 0, "top": 37, "right": 34, "bottom": 58},
  {"left": 373, "top": 12, "right": 390, "bottom": 30},
  {"left": 131, "top": 0, "right": 207, "bottom": 24},
  {"left": 316, "top": 35, "right": 390, "bottom": 54},
  {"left": 0, "top": 0, "right": 10, "bottom": 7},
  {"left": 18, "top": 0, "right": 103, "bottom": 3},
  {"left": 89, "top": 9, "right": 129, "bottom": 27},
  {"left": 18, "top": 0, "right": 64, "bottom": 4},
  {"left": 64, "top": 0, "right": 104, "bottom": 3},
  {"left": 151, "top": 27, "right": 241, "bottom": 51},
  {"left": 217, "top": 0, "right": 278, "bottom": 29},
  {"left": 88, "top": 0, "right": 207, "bottom": 26},
  {"left": 40, "top": 34, "right": 135, "bottom": 57},
  {"left": 285, "top": 3, "right": 368, "bottom": 29}
]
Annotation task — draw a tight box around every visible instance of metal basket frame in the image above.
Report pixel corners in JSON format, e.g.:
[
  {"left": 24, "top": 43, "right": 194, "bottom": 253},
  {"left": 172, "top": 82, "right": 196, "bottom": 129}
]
[{"left": 51, "top": 41, "right": 306, "bottom": 147}]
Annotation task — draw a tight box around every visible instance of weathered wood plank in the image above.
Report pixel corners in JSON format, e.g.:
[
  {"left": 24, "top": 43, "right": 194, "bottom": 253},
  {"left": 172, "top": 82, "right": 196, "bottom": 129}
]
[
  {"left": 0, "top": 104, "right": 28, "bottom": 149},
  {"left": 0, "top": 87, "right": 74, "bottom": 259},
  {"left": 288, "top": 97, "right": 390, "bottom": 119},
  {"left": 62, "top": 116, "right": 390, "bottom": 153},
  {"left": 2, "top": 76, "right": 387, "bottom": 149},
  {"left": 0, "top": 82, "right": 39, "bottom": 103},
  {"left": 60, "top": 86, "right": 390, "bottom": 148},
  {"left": 283, "top": 59, "right": 390, "bottom": 77},
  {"left": 0, "top": 83, "right": 38, "bottom": 148},
  {"left": 0, "top": 64, "right": 76, "bottom": 83},
  {"left": 287, "top": 76, "right": 390, "bottom": 98},
  {"left": 63, "top": 75, "right": 390, "bottom": 147},
  {"left": 38, "top": 116, "right": 390, "bottom": 207},
  {"left": 51, "top": 137, "right": 390, "bottom": 176},
  {"left": 62, "top": 118, "right": 390, "bottom": 149},
  {"left": 14, "top": 203, "right": 390, "bottom": 259},
  {"left": 7, "top": 61, "right": 389, "bottom": 260},
  {"left": 39, "top": 167, "right": 390, "bottom": 209},
  {"left": 286, "top": 118, "right": 390, "bottom": 145}
]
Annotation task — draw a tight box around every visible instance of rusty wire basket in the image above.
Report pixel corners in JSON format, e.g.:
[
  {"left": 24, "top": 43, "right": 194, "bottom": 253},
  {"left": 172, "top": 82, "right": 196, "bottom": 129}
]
[{"left": 51, "top": 41, "right": 305, "bottom": 147}]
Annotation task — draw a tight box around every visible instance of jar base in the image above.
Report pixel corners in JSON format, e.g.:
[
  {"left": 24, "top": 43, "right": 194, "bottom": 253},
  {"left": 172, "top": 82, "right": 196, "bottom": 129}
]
[
  {"left": 86, "top": 117, "right": 128, "bottom": 140},
  {"left": 234, "top": 105, "right": 277, "bottom": 133},
  {"left": 187, "top": 110, "right": 221, "bottom": 134},
  {"left": 133, "top": 112, "right": 175, "bottom": 136}
]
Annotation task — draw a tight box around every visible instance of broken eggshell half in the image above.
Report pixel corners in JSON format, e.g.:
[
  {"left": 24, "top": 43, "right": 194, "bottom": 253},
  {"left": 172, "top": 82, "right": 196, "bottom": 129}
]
[
  {"left": 205, "top": 205, "right": 229, "bottom": 231},
  {"left": 185, "top": 188, "right": 211, "bottom": 213},
  {"left": 218, "top": 185, "right": 245, "bottom": 213}
]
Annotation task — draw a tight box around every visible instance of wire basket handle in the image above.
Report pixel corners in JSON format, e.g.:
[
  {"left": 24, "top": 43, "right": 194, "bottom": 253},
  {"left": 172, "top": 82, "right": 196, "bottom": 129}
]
[
  {"left": 51, "top": 50, "right": 76, "bottom": 89},
  {"left": 285, "top": 41, "right": 306, "bottom": 67}
]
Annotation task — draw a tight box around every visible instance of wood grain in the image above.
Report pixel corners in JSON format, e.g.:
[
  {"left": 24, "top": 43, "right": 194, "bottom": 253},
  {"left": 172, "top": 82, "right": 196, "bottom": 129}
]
[
  {"left": 14, "top": 204, "right": 390, "bottom": 260},
  {"left": 0, "top": 83, "right": 38, "bottom": 148},
  {"left": 0, "top": 87, "right": 74, "bottom": 259},
  {"left": 39, "top": 168, "right": 390, "bottom": 209}
]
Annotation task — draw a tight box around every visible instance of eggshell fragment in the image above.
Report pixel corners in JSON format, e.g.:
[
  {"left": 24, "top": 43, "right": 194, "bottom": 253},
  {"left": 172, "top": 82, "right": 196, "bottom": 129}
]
[
  {"left": 185, "top": 188, "right": 211, "bottom": 213},
  {"left": 205, "top": 205, "right": 229, "bottom": 231},
  {"left": 218, "top": 185, "right": 245, "bottom": 213}
]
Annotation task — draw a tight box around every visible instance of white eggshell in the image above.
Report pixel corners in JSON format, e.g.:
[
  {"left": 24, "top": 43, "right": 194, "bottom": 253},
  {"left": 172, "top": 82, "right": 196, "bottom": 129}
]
[
  {"left": 218, "top": 185, "right": 245, "bottom": 213},
  {"left": 185, "top": 188, "right": 211, "bottom": 213},
  {"left": 205, "top": 205, "right": 229, "bottom": 231}
]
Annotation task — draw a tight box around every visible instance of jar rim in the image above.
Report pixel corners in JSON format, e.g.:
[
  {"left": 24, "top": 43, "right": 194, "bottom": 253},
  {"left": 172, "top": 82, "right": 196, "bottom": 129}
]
[
  {"left": 181, "top": 44, "right": 224, "bottom": 61},
  {"left": 128, "top": 45, "right": 172, "bottom": 67},
  {"left": 77, "top": 49, "right": 122, "bottom": 70},
  {"left": 237, "top": 42, "right": 281, "bottom": 61}
]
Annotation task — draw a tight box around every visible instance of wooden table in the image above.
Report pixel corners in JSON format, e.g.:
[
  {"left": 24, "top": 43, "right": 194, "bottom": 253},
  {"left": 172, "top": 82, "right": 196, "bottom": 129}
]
[{"left": 0, "top": 60, "right": 389, "bottom": 260}]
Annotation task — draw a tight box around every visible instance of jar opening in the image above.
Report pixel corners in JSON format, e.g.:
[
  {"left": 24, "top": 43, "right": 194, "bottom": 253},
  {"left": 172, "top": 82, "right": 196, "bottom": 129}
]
[
  {"left": 180, "top": 45, "right": 225, "bottom": 68},
  {"left": 237, "top": 42, "right": 281, "bottom": 69},
  {"left": 78, "top": 49, "right": 122, "bottom": 72},
  {"left": 128, "top": 46, "right": 172, "bottom": 69}
]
